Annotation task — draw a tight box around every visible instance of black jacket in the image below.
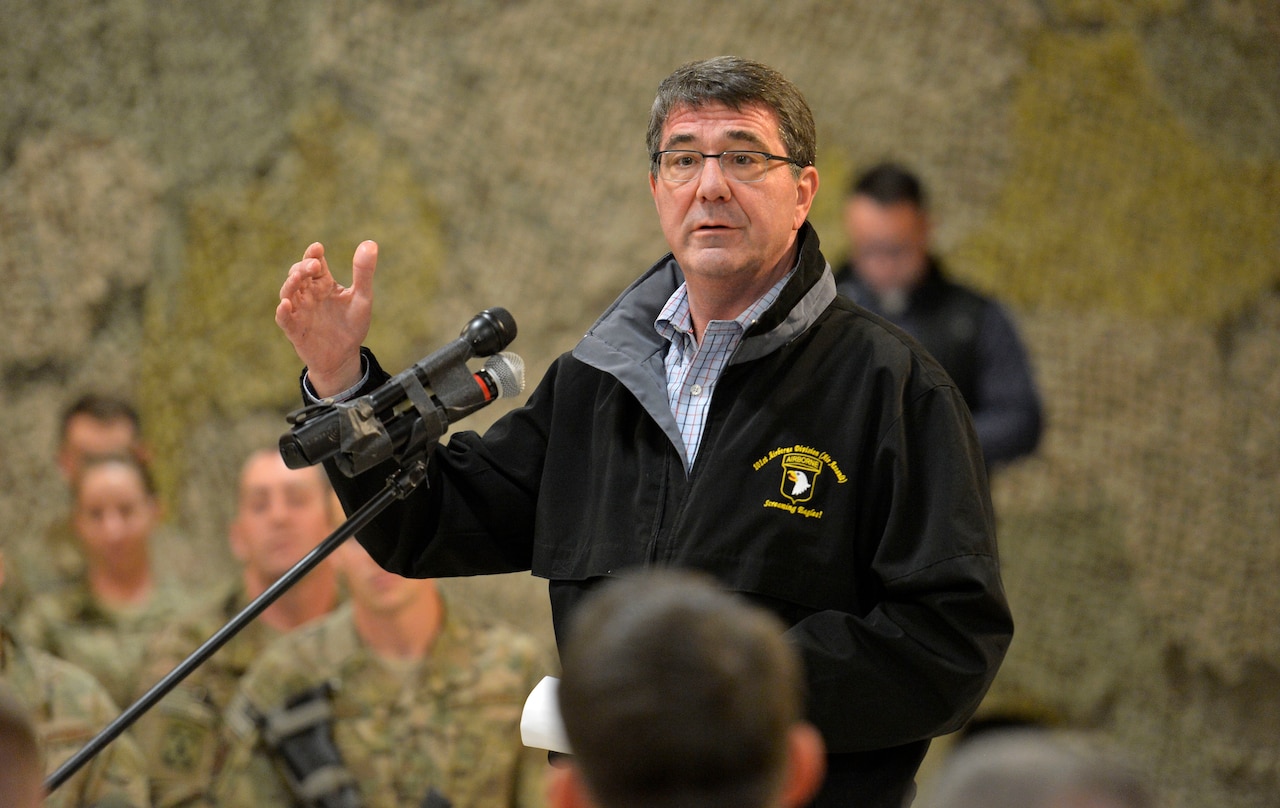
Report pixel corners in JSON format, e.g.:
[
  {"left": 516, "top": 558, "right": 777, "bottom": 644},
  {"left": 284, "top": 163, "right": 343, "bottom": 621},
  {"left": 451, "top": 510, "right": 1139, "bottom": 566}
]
[
  {"left": 321, "top": 224, "right": 1013, "bottom": 807},
  {"left": 832, "top": 257, "right": 1043, "bottom": 468}
]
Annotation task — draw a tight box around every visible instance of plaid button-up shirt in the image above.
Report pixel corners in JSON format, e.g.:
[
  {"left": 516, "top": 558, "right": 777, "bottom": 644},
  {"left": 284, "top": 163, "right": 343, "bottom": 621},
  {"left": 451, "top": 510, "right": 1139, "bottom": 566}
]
[{"left": 654, "top": 269, "right": 793, "bottom": 467}]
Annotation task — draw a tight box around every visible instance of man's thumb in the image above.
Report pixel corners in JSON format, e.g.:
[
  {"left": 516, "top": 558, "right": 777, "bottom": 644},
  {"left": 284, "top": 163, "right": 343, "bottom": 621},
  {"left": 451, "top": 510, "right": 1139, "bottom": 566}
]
[{"left": 351, "top": 240, "right": 378, "bottom": 295}]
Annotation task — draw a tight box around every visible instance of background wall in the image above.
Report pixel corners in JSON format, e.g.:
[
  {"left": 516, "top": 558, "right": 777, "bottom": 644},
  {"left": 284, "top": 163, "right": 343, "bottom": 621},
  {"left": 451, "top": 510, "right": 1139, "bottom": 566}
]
[{"left": 1, "top": 1, "right": 1276, "bottom": 805}]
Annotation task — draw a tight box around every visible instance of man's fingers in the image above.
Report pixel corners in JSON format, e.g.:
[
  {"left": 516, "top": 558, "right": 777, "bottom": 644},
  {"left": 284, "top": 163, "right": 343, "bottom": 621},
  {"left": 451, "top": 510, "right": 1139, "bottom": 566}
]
[
  {"left": 298, "top": 242, "right": 327, "bottom": 282},
  {"left": 277, "top": 239, "right": 373, "bottom": 336},
  {"left": 274, "top": 297, "right": 294, "bottom": 329},
  {"left": 280, "top": 258, "right": 319, "bottom": 300}
]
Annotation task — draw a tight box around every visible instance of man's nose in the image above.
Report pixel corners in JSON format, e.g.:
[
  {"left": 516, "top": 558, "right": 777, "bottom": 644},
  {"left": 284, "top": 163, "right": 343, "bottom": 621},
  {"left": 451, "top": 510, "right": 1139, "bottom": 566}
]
[
  {"left": 694, "top": 156, "right": 732, "bottom": 200},
  {"left": 265, "top": 496, "right": 291, "bottom": 521}
]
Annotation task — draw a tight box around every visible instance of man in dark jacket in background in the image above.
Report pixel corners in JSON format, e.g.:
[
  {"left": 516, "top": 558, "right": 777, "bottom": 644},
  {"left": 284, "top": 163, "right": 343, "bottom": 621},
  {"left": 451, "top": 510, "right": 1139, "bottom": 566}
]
[
  {"left": 834, "top": 162, "right": 1043, "bottom": 469},
  {"left": 275, "top": 56, "right": 1013, "bottom": 808}
]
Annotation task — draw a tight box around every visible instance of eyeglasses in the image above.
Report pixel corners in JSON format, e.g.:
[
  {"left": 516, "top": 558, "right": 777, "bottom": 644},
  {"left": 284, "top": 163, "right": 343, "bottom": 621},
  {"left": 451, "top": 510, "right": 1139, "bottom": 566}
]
[{"left": 651, "top": 150, "right": 809, "bottom": 183}]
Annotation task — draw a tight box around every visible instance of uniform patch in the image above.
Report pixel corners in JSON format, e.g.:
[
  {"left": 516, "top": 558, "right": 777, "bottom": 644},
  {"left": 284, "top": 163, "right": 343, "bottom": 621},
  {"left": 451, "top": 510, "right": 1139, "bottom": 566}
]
[
  {"left": 780, "top": 453, "right": 821, "bottom": 503},
  {"left": 161, "top": 721, "right": 204, "bottom": 772},
  {"left": 752, "top": 444, "right": 848, "bottom": 519}
]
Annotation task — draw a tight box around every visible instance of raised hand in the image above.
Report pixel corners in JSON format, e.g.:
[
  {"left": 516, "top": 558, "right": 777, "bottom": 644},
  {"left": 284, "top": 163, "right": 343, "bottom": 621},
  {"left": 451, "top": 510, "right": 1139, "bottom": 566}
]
[{"left": 276, "top": 240, "right": 378, "bottom": 397}]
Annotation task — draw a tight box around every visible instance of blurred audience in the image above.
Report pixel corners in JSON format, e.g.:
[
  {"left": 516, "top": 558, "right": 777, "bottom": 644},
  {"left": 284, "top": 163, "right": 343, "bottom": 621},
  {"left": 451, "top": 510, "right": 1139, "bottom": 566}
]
[
  {"left": 213, "top": 538, "right": 550, "bottom": 808},
  {"left": 136, "top": 448, "right": 345, "bottom": 807},
  {"left": 1, "top": 533, "right": 151, "bottom": 808},
  {"left": 6, "top": 393, "right": 209, "bottom": 616},
  {"left": 15, "top": 452, "right": 188, "bottom": 708}
]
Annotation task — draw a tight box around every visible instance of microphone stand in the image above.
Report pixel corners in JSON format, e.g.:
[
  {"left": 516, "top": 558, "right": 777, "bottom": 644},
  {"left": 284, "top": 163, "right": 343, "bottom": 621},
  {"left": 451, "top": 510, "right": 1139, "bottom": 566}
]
[{"left": 44, "top": 453, "right": 431, "bottom": 794}]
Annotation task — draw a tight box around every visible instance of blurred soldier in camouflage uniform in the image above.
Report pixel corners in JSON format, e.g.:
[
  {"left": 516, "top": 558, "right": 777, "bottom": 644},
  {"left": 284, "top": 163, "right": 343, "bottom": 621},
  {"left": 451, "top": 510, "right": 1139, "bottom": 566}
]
[
  {"left": 4, "top": 393, "right": 213, "bottom": 616},
  {"left": 15, "top": 452, "right": 188, "bottom": 709},
  {"left": 1, "top": 533, "right": 151, "bottom": 808},
  {"left": 136, "top": 449, "right": 344, "bottom": 807},
  {"left": 213, "top": 538, "right": 550, "bottom": 808}
]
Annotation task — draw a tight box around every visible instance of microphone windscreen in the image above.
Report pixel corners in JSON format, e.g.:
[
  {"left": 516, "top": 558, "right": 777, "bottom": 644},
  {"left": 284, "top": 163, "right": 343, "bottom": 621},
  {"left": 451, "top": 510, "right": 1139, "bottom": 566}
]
[{"left": 484, "top": 352, "right": 525, "bottom": 398}]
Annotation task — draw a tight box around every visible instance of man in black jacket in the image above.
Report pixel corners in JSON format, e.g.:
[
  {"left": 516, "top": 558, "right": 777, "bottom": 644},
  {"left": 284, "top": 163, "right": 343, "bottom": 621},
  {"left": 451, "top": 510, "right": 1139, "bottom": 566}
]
[
  {"left": 275, "top": 55, "right": 1013, "bottom": 808},
  {"left": 833, "top": 162, "right": 1043, "bottom": 469}
]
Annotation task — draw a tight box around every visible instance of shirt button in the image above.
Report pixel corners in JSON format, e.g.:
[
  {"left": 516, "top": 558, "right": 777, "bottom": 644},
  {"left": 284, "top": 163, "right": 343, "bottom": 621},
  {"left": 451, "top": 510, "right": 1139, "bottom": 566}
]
[{"left": 690, "top": 384, "right": 703, "bottom": 396}]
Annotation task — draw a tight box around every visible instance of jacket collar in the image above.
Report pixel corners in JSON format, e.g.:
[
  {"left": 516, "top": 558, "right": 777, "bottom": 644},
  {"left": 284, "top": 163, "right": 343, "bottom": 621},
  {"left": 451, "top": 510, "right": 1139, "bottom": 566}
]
[
  {"left": 574, "top": 221, "right": 834, "bottom": 371},
  {"left": 571, "top": 222, "right": 835, "bottom": 466}
]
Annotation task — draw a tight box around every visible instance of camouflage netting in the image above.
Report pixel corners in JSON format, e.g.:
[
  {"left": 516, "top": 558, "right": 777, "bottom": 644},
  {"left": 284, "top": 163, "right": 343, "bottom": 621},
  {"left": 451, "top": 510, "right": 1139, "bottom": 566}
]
[{"left": 0, "top": 1, "right": 1276, "bottom": 805}]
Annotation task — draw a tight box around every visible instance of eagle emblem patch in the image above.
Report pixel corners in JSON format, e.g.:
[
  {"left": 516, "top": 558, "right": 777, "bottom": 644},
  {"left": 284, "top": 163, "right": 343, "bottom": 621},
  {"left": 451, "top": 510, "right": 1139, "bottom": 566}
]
[
  {"left": 753, "top": 444, "right": 847, "bottom": 520},
  {"left": 780, "top": 453, "right": 822, "bottom": 503}
]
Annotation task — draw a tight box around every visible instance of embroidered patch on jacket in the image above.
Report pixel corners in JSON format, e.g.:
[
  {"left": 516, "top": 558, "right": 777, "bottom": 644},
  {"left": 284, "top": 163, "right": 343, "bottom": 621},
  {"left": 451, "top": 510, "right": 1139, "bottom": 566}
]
[{"left": 752, "top": 445, "right": 848, "bottom": 519}]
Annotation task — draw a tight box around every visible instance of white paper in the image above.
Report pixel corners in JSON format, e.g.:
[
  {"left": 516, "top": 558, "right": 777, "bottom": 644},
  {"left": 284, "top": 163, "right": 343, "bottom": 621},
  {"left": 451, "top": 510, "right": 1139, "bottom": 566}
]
[{"left": 520, "top": 676, "right": 572, "bottom": 754}]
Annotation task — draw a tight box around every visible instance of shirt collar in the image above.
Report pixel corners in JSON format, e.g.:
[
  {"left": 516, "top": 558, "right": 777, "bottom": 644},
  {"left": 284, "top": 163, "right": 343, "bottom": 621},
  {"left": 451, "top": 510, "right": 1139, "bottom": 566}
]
[
  {"left": 655, "top": 282, "right": 694, "bottom": 338},
  {"left": 654, "top": 265, "right": 798, "bottom": 342}
]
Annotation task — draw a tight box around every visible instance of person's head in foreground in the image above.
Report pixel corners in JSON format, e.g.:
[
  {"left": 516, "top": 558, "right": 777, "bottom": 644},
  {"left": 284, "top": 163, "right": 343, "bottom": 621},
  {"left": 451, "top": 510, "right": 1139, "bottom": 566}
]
[
  {"left": 0, "top": 682, "right": 43, "bottom": 808},
  {"left": 924, "top": 728, "right": 1158, "bottom": 808},
  {"left": 549, "top": 569, "right": 826, "bottom": 808}
]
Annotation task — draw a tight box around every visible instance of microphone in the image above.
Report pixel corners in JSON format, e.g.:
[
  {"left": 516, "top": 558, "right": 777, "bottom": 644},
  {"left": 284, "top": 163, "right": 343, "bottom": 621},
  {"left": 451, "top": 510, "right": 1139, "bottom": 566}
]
[
  {"left": 279, "top": 308, "right": 523, "bottom": 476},
  {"left": 469, "top": 351, "right": 526, "bottom": 404}
]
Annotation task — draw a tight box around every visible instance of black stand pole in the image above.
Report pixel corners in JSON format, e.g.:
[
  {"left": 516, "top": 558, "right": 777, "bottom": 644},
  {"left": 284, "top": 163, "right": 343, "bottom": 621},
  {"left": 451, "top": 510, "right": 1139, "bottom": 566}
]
[{"left": 44, "top": 456, "right": 429, "bottom": 794}]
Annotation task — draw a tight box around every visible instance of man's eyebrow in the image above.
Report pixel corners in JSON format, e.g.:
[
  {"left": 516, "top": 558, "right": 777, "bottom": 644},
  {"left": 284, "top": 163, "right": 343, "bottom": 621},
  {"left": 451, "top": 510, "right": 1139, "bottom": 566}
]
[
  {"left": 662, "top": 129, "right": 769, "bottom": 150},
  {"left": 663, "top": 132, "right": 697, "bottom": 149},
  {"left": 723, "top": 129, "right": 768, "bottom": 148}
]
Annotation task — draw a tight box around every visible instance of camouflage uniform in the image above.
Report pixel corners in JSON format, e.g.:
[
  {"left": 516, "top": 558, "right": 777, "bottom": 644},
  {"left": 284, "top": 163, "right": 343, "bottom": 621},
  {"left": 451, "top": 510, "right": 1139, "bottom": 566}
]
[
  {"left": 134, "top": 580, "right": 339, "bottom": 807},
  {"left": 213, "top": 600, "right": 550, "bottom": 808},
  {"left": 1, "top": 516, "right": 85, "bottom": 616},
  {"left": 0, "top": 625, "right": 151, "bottom": 808},
  {"left": 15, "top": 574, "right": 192, "bottom": 709}
]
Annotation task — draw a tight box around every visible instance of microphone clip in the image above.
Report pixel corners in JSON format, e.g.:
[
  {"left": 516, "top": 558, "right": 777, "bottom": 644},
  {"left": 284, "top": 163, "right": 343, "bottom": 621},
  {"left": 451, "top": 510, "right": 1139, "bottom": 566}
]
[{"left": 285, "top": 400, "right": 336, "bottom": 427}]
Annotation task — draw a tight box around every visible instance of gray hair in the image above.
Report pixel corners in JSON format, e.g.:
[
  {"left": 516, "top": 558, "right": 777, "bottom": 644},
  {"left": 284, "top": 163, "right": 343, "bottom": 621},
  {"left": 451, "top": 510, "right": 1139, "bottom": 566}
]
[
  {"left": 926, "top": 729, "right": 1158, "bottom": 808},
  {"left": 646, "top": 56, "right": 816, "bottom": 178}
]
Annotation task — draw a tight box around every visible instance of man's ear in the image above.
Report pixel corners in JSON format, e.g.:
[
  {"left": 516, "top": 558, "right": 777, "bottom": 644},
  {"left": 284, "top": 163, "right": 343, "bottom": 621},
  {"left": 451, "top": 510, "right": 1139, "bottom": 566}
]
[
  {"left": 55, "top": 445, "right": 76, "bottom": 483},
  {"left": 131, "top": 439, "right": 155, "bottom": 469},
  {"left": 792, "top": 165, "right": 820, "bottom": 230},
  {"left": 547, "top": 762, "right": 596, "bottom": 808},
  {"left": 781, "top": 722, "right": 827, "bottom": 808}
]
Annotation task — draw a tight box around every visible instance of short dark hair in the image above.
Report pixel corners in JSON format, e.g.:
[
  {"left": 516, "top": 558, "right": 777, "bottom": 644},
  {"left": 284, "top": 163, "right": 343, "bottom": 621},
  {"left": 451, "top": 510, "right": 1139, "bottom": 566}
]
[
  {"left": 849, "top": 161, "right": 927, "bottom": 208},
  {"left": 60, "top": 393, "right": 141, "bottom": 440},
  {"left": 557, "top": 569, "right": 804, "bottom": 808},
  {"left": 647, "top": 56, "right": 816, "bottom": 178}
]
